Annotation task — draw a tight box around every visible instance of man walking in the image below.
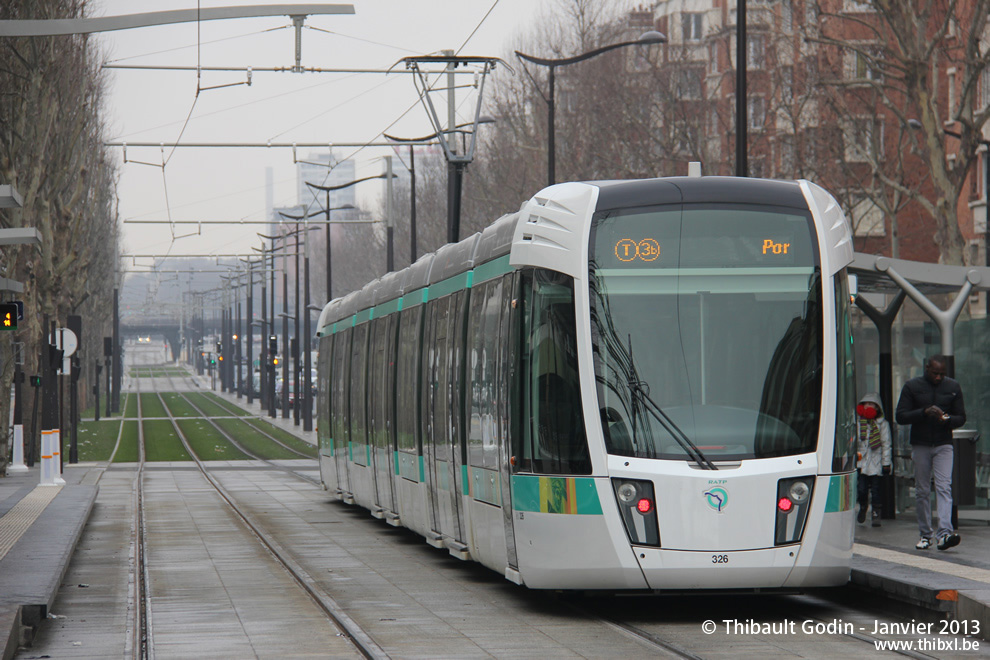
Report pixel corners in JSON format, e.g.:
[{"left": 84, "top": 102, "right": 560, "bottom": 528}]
[{"left": 895, "top": 355, "right": 965, "bottom": 551}]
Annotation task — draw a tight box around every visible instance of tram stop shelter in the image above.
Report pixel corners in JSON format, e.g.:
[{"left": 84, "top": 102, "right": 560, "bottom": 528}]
[{"left": 849, "top": 252, "right": 990, "bottom": 524}]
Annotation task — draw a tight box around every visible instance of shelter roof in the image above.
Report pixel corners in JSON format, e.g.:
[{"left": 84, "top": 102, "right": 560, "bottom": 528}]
[{"left": 849, "top": 253, "right": 989, "bottom": 296}]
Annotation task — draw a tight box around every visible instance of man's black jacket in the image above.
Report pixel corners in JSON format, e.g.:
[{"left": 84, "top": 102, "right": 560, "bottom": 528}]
[{"left": 894, "top": 375, "right": 966, "bottom": 446}]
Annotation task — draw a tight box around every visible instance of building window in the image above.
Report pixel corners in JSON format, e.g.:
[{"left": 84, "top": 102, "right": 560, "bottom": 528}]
[
  {"left": 842, "top": 117, "right": 883, "bottom": 162},
  {"left": 852, "top": 50, "right": 882, "bottom": 81},
  {"left": 749, "top": 156, "right": 767, "bottom": 178},
  {"left": 980, "top": 66, "right": 990, "bottom": 111},
  {"left": 843, "top": 0, "right": 874, "bottom": 11},
  {"left": 748, "top": 96, "right": 766, "bottom": 130},
  {"left": 781, "top": 66, "right": 794, "bottom": 103},
  {"left": 850, "top": 197, "right": 885, "bottom": 237},
  {"left": 682, "top": 12, "right": 704, "bottom": 42},
  {"left": 709, "top": 43, "right": 719, "bottom": 75},
  {"left": 778, "top": 136, "right": 796, "bottom": 177},
  {"left": 947, "top": 68, "right": 957, "bottom": 118},
  {"left": 678, "top": 67, "right": 704, "bottom": 99},
  {"left": 781, "top": 1, "right": 793, "bottom": 32},
  {"left": 748, "top": 35, "right": 765, "bottom": 69}
]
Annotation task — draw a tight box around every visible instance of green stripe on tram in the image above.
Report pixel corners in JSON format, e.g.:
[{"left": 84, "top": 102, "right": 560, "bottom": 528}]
[
  {"left": 319, "top": 257, "right": 513, "bottom": 335},
  {"left": 511, "top": 475, "right": 603, "bottom": 515},
  {"left": 473, "top": 254, "right": 513, "bottom": 284},
  {"left": 824, "top": 472, "right": 855, "bottom": 512}
]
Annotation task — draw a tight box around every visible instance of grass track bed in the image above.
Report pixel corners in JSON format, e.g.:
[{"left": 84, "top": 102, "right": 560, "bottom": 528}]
[
  {"left": 200, "top": 392, "right": 251, "bottom": 417},
  {"left": 77, "top": 420, "right": 122, "bottom": 462},
  {"left": 124, "top": 393, "right": 138, "bottom": 419},
  {"left": 112, "top": 421, "right": 140, "bottom": 462},
  {"left": 143, "top": 420, "right": 192, "bottom": 461},
  {"left": 177, "top": 419, "right": 250, "bottom": 460},
  {"left": 182, "top": 392, "right": 235, "bottom": 418},
  {"left": 243, "top": 418, "right": 318, "bottom": 458},
  {"left": 160, "top": 392, "right": 199, "bottom": 417},
  {"left": 213, "top": 418, "right": 302, "bottom": 460},
  {"left": 139, "top": 393, "right": 167, "bottom": 418}
]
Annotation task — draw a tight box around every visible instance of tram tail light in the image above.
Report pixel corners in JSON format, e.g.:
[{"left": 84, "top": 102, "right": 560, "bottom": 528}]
[
  {"left": 774, "top": 476, "right": 814, "bottom": 545},
  {"left": 611, "top": 478, "right": 660, "bottom": 547}
]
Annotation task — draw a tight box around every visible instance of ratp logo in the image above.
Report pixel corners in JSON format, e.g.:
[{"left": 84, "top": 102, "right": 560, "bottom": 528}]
[{"left": 704, "top": 487, "right": 729, "bottom": 512}]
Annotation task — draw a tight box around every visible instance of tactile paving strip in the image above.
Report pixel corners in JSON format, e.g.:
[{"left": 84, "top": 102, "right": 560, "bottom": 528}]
[{"left": 0, "top": 485, "right": 63, "bottom": 561}]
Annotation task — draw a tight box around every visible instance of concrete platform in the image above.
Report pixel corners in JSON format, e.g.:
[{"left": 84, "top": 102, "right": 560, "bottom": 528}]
[
  {"left": 850, "top": 506, "right": 990, "bottom": 639},
  {"left": 0, "top": 464, "right": 100, "bottom": 658}
]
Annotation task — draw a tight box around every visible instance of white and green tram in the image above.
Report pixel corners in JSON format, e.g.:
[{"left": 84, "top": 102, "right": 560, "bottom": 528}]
[{"left": 316, "top": 174, "right": 858, "bottom": 590}]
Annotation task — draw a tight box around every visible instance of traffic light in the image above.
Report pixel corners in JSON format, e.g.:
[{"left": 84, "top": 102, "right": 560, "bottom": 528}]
[
  {"left": 216, "top": 341, "right": 222, "bottom": 354},
  {"left": 268, "top": 335, "right": 277, "bottom": 355},
  {"left": 0, "top": 303, "right": 17, "bottom": 331}
]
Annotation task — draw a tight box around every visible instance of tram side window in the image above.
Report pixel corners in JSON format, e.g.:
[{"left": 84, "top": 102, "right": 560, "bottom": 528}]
[
  {"left": 467, "top": 283, "right": 487, "bottom": 468},
  {"left": 396, "top": 306, "right": 423, "bottom": 455},
  {"left": 832, "top": 272, "right": 857, "bottom": 472},
  {"left": 467, "top": 278, "right": 504, "bottom": 470},
  {"left": 368, "top": 317, "right": 388, "bottom": 452},
  {"left": 484, "top": 277, "right": 506, "bottom": 470},
  {"left": 331, "top": 327, "right": 351, "bottom": 456},
  {"left": 350, "top": 323, "right": 370, "bottom": 463},
  {"left": 424, "top": 296, "right": 451, "bottom": 462},
  {"left": 449, "top": 289, "right": 470, "bottom": 463},
  {"left": 517, "top": 268, "right": 591, "bottom": 475}
]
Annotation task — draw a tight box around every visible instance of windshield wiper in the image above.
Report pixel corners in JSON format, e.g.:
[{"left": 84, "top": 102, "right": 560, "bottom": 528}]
[{"left": 626, "top": 335, "right": 718, "bottom": 470}]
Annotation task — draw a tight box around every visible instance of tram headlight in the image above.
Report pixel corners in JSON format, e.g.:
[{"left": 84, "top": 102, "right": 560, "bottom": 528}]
[
  {"left": 788, "top": 480, "right": 810, "bottom": 504},
  {"left": 611, "top": 478, "right": 660, "bottom": 547},
  {"left": 775, "top": 476, "right": 815, "bottom": 546},
  {"left": 616, "top": 482, "right": 638, "bottom": 503}
]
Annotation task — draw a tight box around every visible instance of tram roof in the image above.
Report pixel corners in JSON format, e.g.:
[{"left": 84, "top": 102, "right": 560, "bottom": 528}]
[
  {"left": 850, "top": 253, "right": 990, "bottom": 295},
  {"left": 591, "top": 176, "right": 808, "bottom": 211}
]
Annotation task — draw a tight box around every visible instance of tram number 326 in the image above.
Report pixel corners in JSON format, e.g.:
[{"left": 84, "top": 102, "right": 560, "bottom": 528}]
[{"left": 712, "top": 554, "right": 729, "bottom": 564}]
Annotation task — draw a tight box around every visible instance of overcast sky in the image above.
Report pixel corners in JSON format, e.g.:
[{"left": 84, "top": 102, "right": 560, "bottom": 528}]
[{"left": 94, "top": 0, "right": 557, "bottom": 267}]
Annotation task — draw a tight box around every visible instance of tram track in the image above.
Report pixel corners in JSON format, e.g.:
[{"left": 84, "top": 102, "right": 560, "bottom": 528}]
[
  {"left": 139, "top": 369, "right": 387, "bottom": 659},
  {"left": 159, "top": 371, "right": 318, "bottom": 485},
  {"left": 569, "top": 591, "right": 946, "bottom": 660},
  {"left": 125, "top": 380, "right": 151, "bottom": 660},
  {"left": 122, "top": 363, "right": 949, "bottom": 660}
]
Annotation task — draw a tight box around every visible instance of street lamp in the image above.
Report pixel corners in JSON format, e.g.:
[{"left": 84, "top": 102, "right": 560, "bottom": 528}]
[
  {"left": 515, "top": 31, "right": 666, "bottom": 187},
  {"left": 306, "top": 172, "right": 394, "bottom": 297}
]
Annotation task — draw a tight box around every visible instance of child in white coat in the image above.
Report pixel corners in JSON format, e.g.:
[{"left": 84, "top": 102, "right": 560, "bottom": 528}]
[{"left": 856, "top": 392, "right": 893, "bottom": 527}]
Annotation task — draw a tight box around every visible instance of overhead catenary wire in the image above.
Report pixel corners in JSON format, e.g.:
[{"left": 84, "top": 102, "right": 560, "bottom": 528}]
[{"left": 120, "top": 0, "right": 506, "bottom": 248}]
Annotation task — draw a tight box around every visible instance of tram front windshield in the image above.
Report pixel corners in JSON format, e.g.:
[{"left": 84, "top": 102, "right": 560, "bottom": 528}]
[{"left": 589, "top": 203, "right": 823, "bottom": 462}]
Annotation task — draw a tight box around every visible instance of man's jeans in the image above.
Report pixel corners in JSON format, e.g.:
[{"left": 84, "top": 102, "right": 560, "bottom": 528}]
[{"left": 912, "top": 443, "right": 954, "bottom": 539}]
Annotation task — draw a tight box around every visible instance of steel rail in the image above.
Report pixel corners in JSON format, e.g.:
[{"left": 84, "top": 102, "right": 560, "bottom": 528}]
[{"left": 152, "top": 385, "right": 388, "bottom": 659}]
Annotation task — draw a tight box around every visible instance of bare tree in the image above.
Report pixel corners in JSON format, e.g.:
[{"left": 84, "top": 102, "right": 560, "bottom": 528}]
[
  {"left": 809, "top": 0, "right": 990, "bottom": 265},
  {"left": 0, "top": 0, "right": 120, "bottom": 473}
]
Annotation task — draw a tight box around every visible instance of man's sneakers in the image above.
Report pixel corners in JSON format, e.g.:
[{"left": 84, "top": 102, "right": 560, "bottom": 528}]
[
  {"left": 857, "top": 506, "right": 867, "bottom": 524},
  {"left": 872, "top": 511, "right": 881, "bottom": 528},
  {"left": 936, "top": 533, "right": 961, "bottom": 551},
  {"left": 916, "top": 537, "right": 932, "bottom": 550}
]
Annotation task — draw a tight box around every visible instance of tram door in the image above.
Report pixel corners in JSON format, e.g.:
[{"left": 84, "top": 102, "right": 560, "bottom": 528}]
[
  {"left": 425, "top": 295, "right": 464, "bottom": 543},
  {"left": 330, "top": 327, "right": 351, "bottom": 494},
  {"left": 368, "top": 316, "right": 395, "bottom": 514}
]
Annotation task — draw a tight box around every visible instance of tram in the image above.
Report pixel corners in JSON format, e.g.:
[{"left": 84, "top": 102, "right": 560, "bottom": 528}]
[{"left": 315, "top": 173, "right": 857, "bottom": 590}]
